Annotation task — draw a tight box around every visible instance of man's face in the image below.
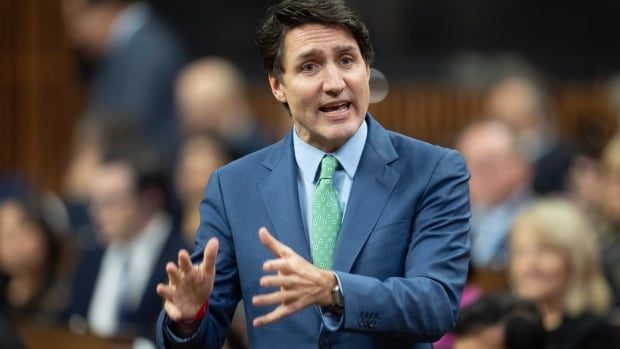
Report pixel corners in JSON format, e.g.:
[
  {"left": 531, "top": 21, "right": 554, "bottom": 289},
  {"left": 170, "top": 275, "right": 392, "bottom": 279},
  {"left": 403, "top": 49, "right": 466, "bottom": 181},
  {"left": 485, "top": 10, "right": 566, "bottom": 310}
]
[
  {"left": 269, "top": 24, "right": 370, "bottom": 152},
  {"left": 458, "top": 124, "right": 529, "bottom": 207},
  {"left": 89, "top": 163, "right": 142, "bottom": 243}
]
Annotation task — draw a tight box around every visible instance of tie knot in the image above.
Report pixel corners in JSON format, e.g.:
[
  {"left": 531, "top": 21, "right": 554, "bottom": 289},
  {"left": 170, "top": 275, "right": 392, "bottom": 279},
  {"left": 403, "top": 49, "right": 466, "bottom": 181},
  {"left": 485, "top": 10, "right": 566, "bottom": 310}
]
[{"left": 319, "top": 155, "right": 338, "bottom": 180}]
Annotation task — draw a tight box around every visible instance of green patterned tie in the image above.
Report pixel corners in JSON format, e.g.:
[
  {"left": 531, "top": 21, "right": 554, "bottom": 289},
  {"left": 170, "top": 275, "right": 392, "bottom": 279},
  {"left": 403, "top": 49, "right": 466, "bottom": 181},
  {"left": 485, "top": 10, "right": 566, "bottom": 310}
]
[{"left": 311, "top": 155, "right": 342, "bottom": 269}]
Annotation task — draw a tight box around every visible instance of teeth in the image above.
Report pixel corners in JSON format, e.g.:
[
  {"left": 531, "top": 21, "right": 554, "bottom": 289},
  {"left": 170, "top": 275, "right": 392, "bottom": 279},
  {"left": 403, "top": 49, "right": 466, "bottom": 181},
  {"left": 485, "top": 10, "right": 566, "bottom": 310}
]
[{"left": 321, "top": 102, "right": 349, "bottom": 112}]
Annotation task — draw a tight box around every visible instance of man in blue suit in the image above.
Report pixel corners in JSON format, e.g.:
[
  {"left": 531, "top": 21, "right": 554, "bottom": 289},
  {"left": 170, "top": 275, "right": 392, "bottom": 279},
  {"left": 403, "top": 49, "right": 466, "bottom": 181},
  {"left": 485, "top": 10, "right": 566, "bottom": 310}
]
[{"left": 156, "top": 0, "right": 471, "bottom": 348}]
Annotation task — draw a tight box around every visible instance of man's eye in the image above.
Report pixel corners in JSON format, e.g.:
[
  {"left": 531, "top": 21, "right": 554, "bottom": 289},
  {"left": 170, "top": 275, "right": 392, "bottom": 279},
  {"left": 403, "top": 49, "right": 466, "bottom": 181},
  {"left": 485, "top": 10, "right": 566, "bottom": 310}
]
[
  {"left": 341, "top": 56, "right": 354, "bottom": 65},
  {"left": 301, "top": 63, "right": 318, "bottom": 72}
]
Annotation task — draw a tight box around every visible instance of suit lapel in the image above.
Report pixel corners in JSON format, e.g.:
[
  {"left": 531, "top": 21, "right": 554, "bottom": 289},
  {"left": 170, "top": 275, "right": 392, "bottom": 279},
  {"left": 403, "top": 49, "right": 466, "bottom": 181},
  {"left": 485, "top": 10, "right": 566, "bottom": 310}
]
[
  {"left": 258, "top": 133, "right": 312, "bottom": 262},
  {"left": 333, "top": 117, "right": 400, "bottom": 273},
  {"left": 257, "top": 116, "right": 400, "bottom": 274}
]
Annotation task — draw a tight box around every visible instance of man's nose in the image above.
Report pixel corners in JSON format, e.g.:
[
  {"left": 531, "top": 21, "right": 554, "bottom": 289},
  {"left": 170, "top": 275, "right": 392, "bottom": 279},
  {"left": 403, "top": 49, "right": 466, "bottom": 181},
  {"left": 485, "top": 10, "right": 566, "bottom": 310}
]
[{"left": 322, "top": 64, "right": 345, "bottom": 95}]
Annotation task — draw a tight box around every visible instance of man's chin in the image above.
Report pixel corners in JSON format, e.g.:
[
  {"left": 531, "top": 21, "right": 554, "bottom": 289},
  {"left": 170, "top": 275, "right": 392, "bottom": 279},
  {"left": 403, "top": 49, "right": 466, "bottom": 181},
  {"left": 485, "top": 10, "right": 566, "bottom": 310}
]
[{"left": 323, "top": 125, "right": 359, "bottom": 146}]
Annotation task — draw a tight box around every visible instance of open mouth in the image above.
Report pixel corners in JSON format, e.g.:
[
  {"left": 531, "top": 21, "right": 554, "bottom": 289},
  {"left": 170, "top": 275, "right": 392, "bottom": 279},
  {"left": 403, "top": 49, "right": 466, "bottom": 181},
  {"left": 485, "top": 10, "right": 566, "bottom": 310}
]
[{"left": 319, "top": 101, "right": 351, "bottom": 113}]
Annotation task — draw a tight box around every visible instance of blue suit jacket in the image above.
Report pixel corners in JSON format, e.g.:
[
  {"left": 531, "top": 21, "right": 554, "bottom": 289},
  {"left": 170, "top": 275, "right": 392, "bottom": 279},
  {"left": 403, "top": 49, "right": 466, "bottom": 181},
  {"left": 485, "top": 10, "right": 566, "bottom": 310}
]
[{"left": 157, "top": 115, "right": 471, "bottom": 348}]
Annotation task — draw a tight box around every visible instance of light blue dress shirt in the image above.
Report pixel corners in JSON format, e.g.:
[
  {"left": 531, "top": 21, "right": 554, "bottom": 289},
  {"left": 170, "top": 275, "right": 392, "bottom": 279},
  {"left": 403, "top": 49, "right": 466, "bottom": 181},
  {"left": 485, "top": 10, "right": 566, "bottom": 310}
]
[
  {"left": 293, "top": 121, "right": 368, "bottom": 240},
  {"left": 292, "top": 119, "right": 368, "bottom": 330}
]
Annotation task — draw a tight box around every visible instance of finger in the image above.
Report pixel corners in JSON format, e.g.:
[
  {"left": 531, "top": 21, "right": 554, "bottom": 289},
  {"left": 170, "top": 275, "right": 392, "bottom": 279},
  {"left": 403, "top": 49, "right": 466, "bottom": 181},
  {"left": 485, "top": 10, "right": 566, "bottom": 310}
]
[
  {"left": 262, "top": 258, "right": 293, "bottom": 274},
  {"left": 178, "top": 249, "right": 193, "bottom": 273},
  {"left": 252, "top": 289, "right": 300, "bottom": 307},
  {"left": 258, "top": 227, "right": 287, "bottom": 257},
  {"left": 253, "top": 301, "right": 305, "bottom": 327},
  {"left": 201, "top": 238, "right": 219, "bottom": 274},
  {"left": 166, "top": 262, "right": 182, "bottom": 285},
  {"left": 156, "top": 283, "right": 175, "bottom": 300},
  {"left": 259, "top": 274, "right": 303, "bottom": 288}
]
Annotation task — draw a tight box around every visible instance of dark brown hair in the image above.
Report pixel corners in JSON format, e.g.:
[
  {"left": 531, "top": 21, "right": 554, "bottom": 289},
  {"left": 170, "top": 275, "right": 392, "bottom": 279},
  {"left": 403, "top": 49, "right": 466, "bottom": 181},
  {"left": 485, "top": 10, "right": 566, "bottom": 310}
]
[{"left": 256, "top": 0, "right": 374, "bottom": 79}]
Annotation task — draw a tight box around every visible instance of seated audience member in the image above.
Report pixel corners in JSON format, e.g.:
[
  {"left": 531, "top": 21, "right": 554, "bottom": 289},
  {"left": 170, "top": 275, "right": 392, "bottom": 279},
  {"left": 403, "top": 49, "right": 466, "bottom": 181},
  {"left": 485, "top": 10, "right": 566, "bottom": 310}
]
[
  {"left": 66, "top": 142, "right": 189, "bottom": 339},
  {"left": 484, "top": 75, "right": 584, "bottom": 196},
  {"left": 453, "top": 293, "right": 546, "bottom": 349},
  {"left": 599, "top": 135, "right": 620, "bottom": 306},
  {"left": 174, "top": 135, "right": 229, "bottom": 243},
  {"left": 510, "top": 198, "right": 619, "bottom": 349},
  {"left": 0, "top": 187, "right": 70, "bottom": 325},
  {"left": 63, "top": 116, "right": 144, "bottom": 249},
  {"left": 175, "top": 57, "right": 272, "bottom": 159},
  {"left": 457, "top": 119, "right": 533, "bottom": 270}
]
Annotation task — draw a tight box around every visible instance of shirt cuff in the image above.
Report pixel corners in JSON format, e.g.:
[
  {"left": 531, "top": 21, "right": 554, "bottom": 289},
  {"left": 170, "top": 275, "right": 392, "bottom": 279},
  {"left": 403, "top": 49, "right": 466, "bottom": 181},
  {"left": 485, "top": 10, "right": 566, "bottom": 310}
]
[
  {"left": 164, "top": 315, "right": 203, "bottom": 343},
  {"left": 164, "top": 301, "right": 208, "bottom": 343},
  {"left": 319, "top": 272, "right": 344, "bottom": 331}
]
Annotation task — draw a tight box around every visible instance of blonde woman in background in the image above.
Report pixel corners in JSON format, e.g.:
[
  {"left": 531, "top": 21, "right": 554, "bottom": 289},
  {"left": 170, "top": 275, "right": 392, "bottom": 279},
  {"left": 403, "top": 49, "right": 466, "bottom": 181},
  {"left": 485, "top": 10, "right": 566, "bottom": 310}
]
[{"left": 509, "top": 198, "right": 619, "bottom": 349}]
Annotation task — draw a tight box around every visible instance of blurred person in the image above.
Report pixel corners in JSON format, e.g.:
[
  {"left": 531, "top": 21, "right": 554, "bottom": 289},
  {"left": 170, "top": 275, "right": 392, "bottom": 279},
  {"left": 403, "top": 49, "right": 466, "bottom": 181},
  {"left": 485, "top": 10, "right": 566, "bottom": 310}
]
[
  {"left": 175, "top": 57, "right": 273, "bottom": 159},
  {"left": 174, "top": 135, "right": 229, "bottom": 244},
  {"left": 484, "top": 75, "right": 588, "bottom": 198},
  {"left": 453, "top": 293, "right": 546, "bottom": 349},
  {"left": 510, "top": 198, "right": 619, "bottom": 349},
  {"left": 0, "top": 187, "right": 71, "bottom": 325},
  {"left": 457, "top": 119, "right": 532, "bottom": 270},
  {"left": 66, "top": 142, "right": 189, "bottom": 338},
  {"left": 62, "top": 0, "right": 186, "bottom": 162},
  {"left": 484, "top": 75, "right": 551, "bottom": 162},
  {"left": 62, "top": 116, "right": 144, "bottom": 249},
  {"left": 598, "top": 135, "right": 620, "bottom": 307},
  {"left": 156, "top": 0, "right": 471, "bottom": 348}
]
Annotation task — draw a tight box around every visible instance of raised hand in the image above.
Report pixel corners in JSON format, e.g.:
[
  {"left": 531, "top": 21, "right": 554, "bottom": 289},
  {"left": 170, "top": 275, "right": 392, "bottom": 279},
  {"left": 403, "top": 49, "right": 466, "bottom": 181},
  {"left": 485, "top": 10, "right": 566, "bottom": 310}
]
[
  {"left": 252, "top": 227, "right": 336, "bottom": 327},
  {"left": 156, "top": 238, "right": 219, "bottom": 322}
]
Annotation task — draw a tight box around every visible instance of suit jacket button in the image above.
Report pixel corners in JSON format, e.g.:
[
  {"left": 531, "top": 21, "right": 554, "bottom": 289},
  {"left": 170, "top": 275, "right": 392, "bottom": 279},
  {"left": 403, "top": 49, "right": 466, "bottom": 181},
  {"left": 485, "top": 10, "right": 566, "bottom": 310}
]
[{"left": 368, "top": 318, "right": 378, "bottom": 328}]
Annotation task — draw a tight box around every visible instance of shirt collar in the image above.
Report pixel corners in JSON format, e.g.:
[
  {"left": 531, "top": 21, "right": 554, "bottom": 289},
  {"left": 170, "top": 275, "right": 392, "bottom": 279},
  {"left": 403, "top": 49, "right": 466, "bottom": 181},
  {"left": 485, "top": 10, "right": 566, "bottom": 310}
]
[
  {"left": 108, "top": 211, "right": 170, "bottom": 252},
  {"left": 293, "top": 119, "right": 368, "bottom": 184}
]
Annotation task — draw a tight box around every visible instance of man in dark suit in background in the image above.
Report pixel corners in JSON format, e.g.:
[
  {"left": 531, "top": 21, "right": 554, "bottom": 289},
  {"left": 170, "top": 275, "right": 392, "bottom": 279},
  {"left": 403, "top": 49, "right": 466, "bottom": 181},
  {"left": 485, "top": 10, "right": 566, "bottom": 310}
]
[
  {"left": 63, "top": 0, "right": 186, "bottom": 162},
  {"left": 67, "top": 143, "right": 188, "bottom": 338},
  {"left": 156, "top": 1, "right": 471, "bottom": 348}
]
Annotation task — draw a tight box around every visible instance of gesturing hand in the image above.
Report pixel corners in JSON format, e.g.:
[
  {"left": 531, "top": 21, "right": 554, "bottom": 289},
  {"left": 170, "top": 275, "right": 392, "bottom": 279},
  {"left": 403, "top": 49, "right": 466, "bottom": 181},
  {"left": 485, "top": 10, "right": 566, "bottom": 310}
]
[
  {"left": 252, "top": 227, "right": 336, "bottom": 327},
  {"left": 156, "top": 238, "right": 219, "bottom": 322}
]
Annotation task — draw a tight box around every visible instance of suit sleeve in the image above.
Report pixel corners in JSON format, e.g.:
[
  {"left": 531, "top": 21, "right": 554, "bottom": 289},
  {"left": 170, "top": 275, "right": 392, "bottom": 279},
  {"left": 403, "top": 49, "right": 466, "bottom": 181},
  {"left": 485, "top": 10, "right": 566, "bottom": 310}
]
[
  {"left": 334, "top": 149, "right": 471, "bottom": 341},
  {"left": 156, "top": 169, "right": 241, "bottom": 349}
]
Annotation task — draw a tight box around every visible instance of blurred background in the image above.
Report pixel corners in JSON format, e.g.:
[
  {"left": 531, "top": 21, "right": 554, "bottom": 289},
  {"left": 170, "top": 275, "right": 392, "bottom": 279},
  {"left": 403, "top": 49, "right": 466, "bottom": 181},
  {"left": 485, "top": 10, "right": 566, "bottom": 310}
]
[
  {"left": 2, "top": 0, "right": 620, "bottom": 348},
  {"left": 4, "top": 0, "right": 620, "bottom": 190}
]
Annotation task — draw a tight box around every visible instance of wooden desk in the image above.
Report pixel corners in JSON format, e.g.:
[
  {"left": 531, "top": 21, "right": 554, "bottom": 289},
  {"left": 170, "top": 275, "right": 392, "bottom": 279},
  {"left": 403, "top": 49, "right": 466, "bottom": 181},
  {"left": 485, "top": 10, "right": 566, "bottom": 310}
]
[{"left": 17, "top": 324, "right": 134, "bottom": 349}]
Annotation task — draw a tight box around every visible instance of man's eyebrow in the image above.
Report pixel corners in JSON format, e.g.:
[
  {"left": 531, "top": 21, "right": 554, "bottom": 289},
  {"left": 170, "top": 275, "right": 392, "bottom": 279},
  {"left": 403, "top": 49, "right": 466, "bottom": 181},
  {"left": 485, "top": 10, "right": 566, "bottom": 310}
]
[
  {"left": 296, "top": 48, "right": 322, "bottom": 62},
  {"left": 333, "top": 45, "right": 356, "bottom": 54},
  {"left": 295, "top": 45, "right": 357, "bottom": 62}
]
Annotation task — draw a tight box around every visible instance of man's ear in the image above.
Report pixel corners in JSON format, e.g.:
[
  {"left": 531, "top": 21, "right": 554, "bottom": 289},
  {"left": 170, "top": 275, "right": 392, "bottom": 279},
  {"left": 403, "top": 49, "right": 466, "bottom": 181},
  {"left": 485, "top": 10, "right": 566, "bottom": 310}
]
[{"left": 268, "top": 74, "right": 287, "bottom": 103}]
